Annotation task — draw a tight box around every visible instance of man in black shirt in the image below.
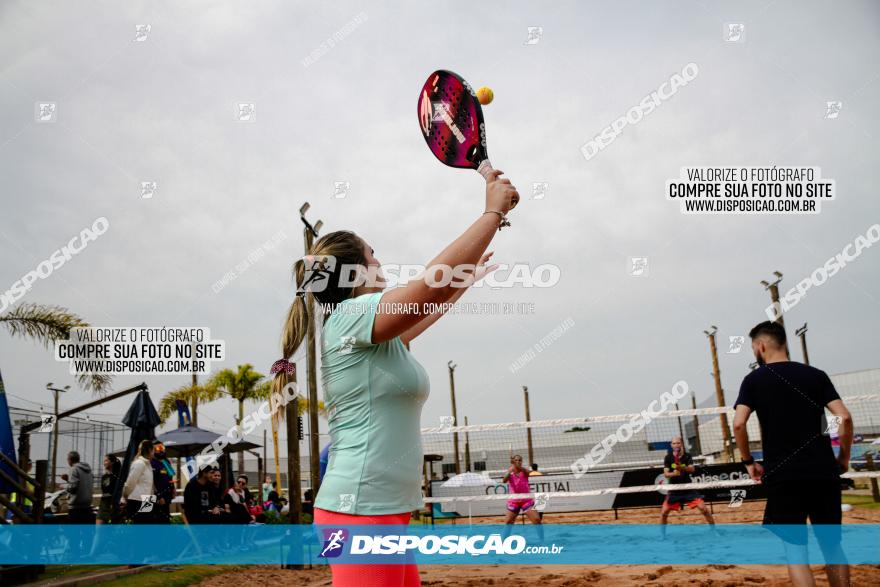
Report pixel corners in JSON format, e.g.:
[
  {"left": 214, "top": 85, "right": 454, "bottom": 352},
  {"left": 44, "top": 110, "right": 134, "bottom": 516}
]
[
  {"left": 183, "top": 467, "right": 223, "bottom": 524},
  {"left": 659, "top": 436, "right": 715, "bottom": 537},
  {"left": 734, "top": 321, "right": 852, "bottom": 587}
]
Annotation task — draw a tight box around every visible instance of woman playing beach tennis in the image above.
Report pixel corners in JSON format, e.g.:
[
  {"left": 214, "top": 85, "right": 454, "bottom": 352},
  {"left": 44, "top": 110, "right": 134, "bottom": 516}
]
[
  {"left": 270, "top": 170, "right": 518, "bottom": 586},
  {"left": 502, "top": 455, "right": 543, "bottom": 526}
]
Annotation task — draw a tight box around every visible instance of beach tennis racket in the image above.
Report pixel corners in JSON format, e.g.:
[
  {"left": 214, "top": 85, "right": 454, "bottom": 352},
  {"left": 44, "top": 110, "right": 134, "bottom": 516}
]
[{"left": 418, "top": 70, "right": 514, "bottom": 193}]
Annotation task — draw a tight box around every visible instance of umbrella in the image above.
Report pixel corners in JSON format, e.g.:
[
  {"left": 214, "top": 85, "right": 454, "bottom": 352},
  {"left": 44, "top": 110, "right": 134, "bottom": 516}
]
[
  {"left": 156, "top": 425, "right": 260, "bottom": 458},
  {"left": 441, "top": 471, "right": 495, "bottom": 523},
  {"left": 109, "top": 425, "right": 260, "bottom": 458},
  {"left": 441, "top": 471, "right": 494, "bottom": 488},
  {"left": 111, "top": 389, "right": 161, "bottom": 507}
]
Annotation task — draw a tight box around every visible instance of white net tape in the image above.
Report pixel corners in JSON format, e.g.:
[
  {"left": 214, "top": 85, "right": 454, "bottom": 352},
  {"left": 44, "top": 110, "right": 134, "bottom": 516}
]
[
  {"left": 421, "top": 394, "right": 880, "bottom": 434},
  {"left": 423, "top": 471, "right": 880, "bottom": 504}
]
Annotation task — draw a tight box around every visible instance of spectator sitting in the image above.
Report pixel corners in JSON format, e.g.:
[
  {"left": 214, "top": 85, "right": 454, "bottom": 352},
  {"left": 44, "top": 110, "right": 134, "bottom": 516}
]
[
  {"left": 62, "top": 451, "right": 95, "bottom": 524},
  {"left": 223, "top": 475, "right": 254, "bottom": 523},
  {"left": 302, "top": 488, "right": 315, "bottom": 517},
  {"left": 183, "top": 467, "right": 223, "bottom": 524},
  {"left": 264, "top": 482, "right": 285, "bottom": 512}
]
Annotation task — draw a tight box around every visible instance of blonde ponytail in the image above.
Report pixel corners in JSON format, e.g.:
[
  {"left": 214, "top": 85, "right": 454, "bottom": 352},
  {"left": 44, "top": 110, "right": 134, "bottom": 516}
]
[{"left": 271, "top": 230, "right": 367, "bottom": 393}]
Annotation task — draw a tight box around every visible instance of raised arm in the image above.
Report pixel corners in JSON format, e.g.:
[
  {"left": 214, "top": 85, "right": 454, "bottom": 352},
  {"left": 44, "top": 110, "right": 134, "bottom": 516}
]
[
  {"left": 399, "top": 252, "right": 497, "bottom": 345},
  {"left": 373, "top": 172, "right": 518, "bottom": 344}
]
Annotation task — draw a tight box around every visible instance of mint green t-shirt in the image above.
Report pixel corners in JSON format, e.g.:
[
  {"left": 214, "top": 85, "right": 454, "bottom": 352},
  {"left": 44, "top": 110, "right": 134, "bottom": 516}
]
[{"left": 314, "top": 292, "right": 430, "bottom": 515}]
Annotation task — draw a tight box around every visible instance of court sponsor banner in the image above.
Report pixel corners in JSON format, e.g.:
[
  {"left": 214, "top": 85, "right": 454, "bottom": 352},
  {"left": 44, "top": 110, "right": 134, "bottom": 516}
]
[
  {"left": 612, "top": 463, "right": 766, "bottom": 509},
  {"left": 431, "top": 471, "right": 625, "bottom": 516},
  {"left": 0, "top": 525, "right": 877, "bottom": 565}
]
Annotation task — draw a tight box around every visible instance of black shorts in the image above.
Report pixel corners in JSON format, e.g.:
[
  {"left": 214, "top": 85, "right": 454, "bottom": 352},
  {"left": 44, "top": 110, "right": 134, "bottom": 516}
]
[{"left": 763, "top": 480, "right": 841, "bottom": 545}]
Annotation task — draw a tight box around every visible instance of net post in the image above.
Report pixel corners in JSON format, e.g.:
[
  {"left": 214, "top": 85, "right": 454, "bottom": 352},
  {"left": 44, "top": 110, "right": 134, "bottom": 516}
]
[{"left": 865, "top": 453, "right": 880, "bottom": 503}]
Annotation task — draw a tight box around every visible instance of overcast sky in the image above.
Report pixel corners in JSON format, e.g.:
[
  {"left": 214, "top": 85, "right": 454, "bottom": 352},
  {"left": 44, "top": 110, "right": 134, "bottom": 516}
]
[{"left": 1, "top": 1, "right": 878, "bottom": 456}]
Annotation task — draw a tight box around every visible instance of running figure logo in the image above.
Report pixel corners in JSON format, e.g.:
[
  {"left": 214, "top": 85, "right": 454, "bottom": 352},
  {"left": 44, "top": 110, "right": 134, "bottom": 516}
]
[
  {"left": 339, "top": 336, "right": 357, "bottom": 355},
  {"left": 724, "top": 23, "right": 745, "bottom": 43},
  {"left": 824, "top": 101, "right": 843, "bottom": 119},
  {"left": 523, "top": 26, "right": 543, "bottom": 45},
  {"left": 299, "top": 255, "right": 337, "bottom": 295},
  {"left": 729, "top": 489, "right": 746, "bottom": 508},
  {"left": 319, "top": 528, "right": 348, "bottom": 558},
  {"left": 825, "top": 415, "right": 842, "bottom": 436},
  {"left": 338, "top": 493, "right": 355, "bottom": 512},
  {"left": 628, "top": 257, "right": 649, "bottom": 277},
  {"left": 439, "top": 416, "right": 454, "bottom": 432},
  {"left": 39, "top": 414, "right": 56, "bottom": 433},
  {"left": 727, "top": 335, "right": 745, "bottom": 354},
  {"left": 137, "top": 495, "right": 157, "bottom": 513},
  {"left": 534, "top": 493, "right": 550, "bottom": 511}
]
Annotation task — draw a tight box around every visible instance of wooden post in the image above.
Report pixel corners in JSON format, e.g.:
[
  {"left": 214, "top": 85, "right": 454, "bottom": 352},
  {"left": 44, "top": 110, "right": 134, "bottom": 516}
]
[
  {"left": 691, "top": 392, "right": 703, "bottom": 455},
  {"left": 448, "top": 362, "right": 460, "bottom": 475},
  {"left": 33, "top": 459, "right": 47, "bottom": 522},
  {"left": 285, "top": 395, "right": 303, "bottom": 570},
  {"left": 302, "top": 212, "right": 322, "bottom": 497},
  {"left": 523, "top": 387, "right": 534, "bottom": 467},
  {"left": 464, "top": 416, "right": 471, "bottom": 472},
  {"left": 50, "top": 388, "right": 60, "bottom": 490},
  {"left": 705, "top": 327, "right": 734, "bottom": 462},
  {"left": 796, "top": 323, "right": 810, "bottom": 366},
  {"left": 865, "top": 453, "right": 880, "bottom": 503}
]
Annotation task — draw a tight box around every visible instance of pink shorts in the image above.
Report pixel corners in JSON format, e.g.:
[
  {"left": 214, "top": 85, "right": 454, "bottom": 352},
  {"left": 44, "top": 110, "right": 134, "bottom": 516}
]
[
  {"left": 506, "top": 499, "right": 535, "bottom": 513},
  {"left": 314, "top": 507, "right": 421, "bottom": 587}
]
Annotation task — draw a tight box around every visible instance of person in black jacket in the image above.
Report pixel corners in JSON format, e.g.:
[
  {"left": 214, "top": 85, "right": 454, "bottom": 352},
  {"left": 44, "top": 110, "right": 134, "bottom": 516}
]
[
  {"left": 150, "top": 442, "right": 176, "bottom": 524},
  {"left": 97, "top": 455, "right": 122, "bottom": 524}
]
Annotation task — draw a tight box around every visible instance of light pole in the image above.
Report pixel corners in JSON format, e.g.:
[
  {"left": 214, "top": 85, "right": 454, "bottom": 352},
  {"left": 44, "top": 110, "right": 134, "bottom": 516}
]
[
  {"left": 523, "top": 386, "right": 534, "bottom": 467},
  {"left": 760, "top": 271, "right": 786, "bottom": 329},
  {"left": 691, "top": 391, "right": 702, "bottom": 456},
  {"left": 447, "top": 361, "right": 460, "bottom": 475},
  {"left": 795, "top": 323, "right": 810, "bottom": 365},
  {"left": 703, "top": 327, "right": 735, "bottom": 462},
  {"left": 463, "top": 416, "right": 471, "bottom": 472},
  {"left": 295, "top": 201, "right": 324, "bottom": 530},
  {"left": 46, "top": 383, "right": 69, "bottom": 490}
]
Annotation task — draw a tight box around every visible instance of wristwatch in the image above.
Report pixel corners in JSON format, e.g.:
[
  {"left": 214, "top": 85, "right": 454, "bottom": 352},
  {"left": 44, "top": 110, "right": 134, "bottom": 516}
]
[{"left": 741, "top": 456, "right": 755, "bottom": 465}]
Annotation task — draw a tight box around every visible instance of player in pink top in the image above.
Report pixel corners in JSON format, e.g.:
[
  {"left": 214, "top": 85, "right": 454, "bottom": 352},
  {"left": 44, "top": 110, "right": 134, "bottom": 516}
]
[{"left": 502, "top": 455, "right": 542, "bottom": 527}]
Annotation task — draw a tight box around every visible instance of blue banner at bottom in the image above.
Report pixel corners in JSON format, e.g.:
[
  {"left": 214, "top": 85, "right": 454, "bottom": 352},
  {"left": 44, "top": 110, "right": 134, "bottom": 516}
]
[{"left": 0, "top": 524, "right": 876, "bottom": 565}]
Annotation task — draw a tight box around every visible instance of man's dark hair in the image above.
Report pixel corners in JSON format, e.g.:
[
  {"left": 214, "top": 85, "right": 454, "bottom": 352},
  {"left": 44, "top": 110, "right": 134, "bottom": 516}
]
[
  {"left": 749, "top": 320, "right": 787, "bottom": 347},
  {"left": 237, "top": 475, "right": 248, "bottom": 483},
  {"left": 68, "top": 451, "right": 80, "bottom": 463}
]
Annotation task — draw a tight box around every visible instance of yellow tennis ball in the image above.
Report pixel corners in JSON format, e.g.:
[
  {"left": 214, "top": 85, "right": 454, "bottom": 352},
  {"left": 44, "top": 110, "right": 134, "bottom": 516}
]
[{"left": 477, "top": 86, "right": 494, "bottom": 105}]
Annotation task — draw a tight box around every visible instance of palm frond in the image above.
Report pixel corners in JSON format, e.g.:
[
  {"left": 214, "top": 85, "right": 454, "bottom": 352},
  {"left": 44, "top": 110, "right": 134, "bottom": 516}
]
[
  {"left": 0, "top": 303, "right": 114, "bottom": 394},
  {"left": 157, "top": 383, "right": 223, "bottom": 425},
  {"left": 209, "top": 364, "right": 267, "bottom": 403},
  {"left": 0, "top": 303, "right": 86, "bottom": 347}
]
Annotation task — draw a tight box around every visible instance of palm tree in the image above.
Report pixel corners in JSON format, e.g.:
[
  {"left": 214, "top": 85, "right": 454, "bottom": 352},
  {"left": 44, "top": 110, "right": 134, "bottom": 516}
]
[
  {"left": 157, "top": 383, "right": 222, "bottom": 427},
  {"left": 208, "top": 364, "right": 268, "bottom": 474},
  {"left": 0, "top": 303, "right": 113, "bottom": 394}
]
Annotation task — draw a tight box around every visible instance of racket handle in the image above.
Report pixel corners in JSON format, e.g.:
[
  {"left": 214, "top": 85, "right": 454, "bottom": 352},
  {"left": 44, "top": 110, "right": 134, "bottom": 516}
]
[{"left": 476, "top": 159, "right": 494, "bottom": 180}]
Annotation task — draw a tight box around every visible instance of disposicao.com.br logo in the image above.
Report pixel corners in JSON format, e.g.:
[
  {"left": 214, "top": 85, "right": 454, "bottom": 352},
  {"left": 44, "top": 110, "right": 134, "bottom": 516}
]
[{"left": 318, "top": 529, "right": 562, "bottom": 557}]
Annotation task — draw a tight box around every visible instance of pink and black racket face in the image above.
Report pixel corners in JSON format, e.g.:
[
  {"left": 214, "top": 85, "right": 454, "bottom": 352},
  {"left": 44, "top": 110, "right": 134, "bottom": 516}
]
[{"left": 418, "top": 70, "right": 488, "bottom": 170}]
